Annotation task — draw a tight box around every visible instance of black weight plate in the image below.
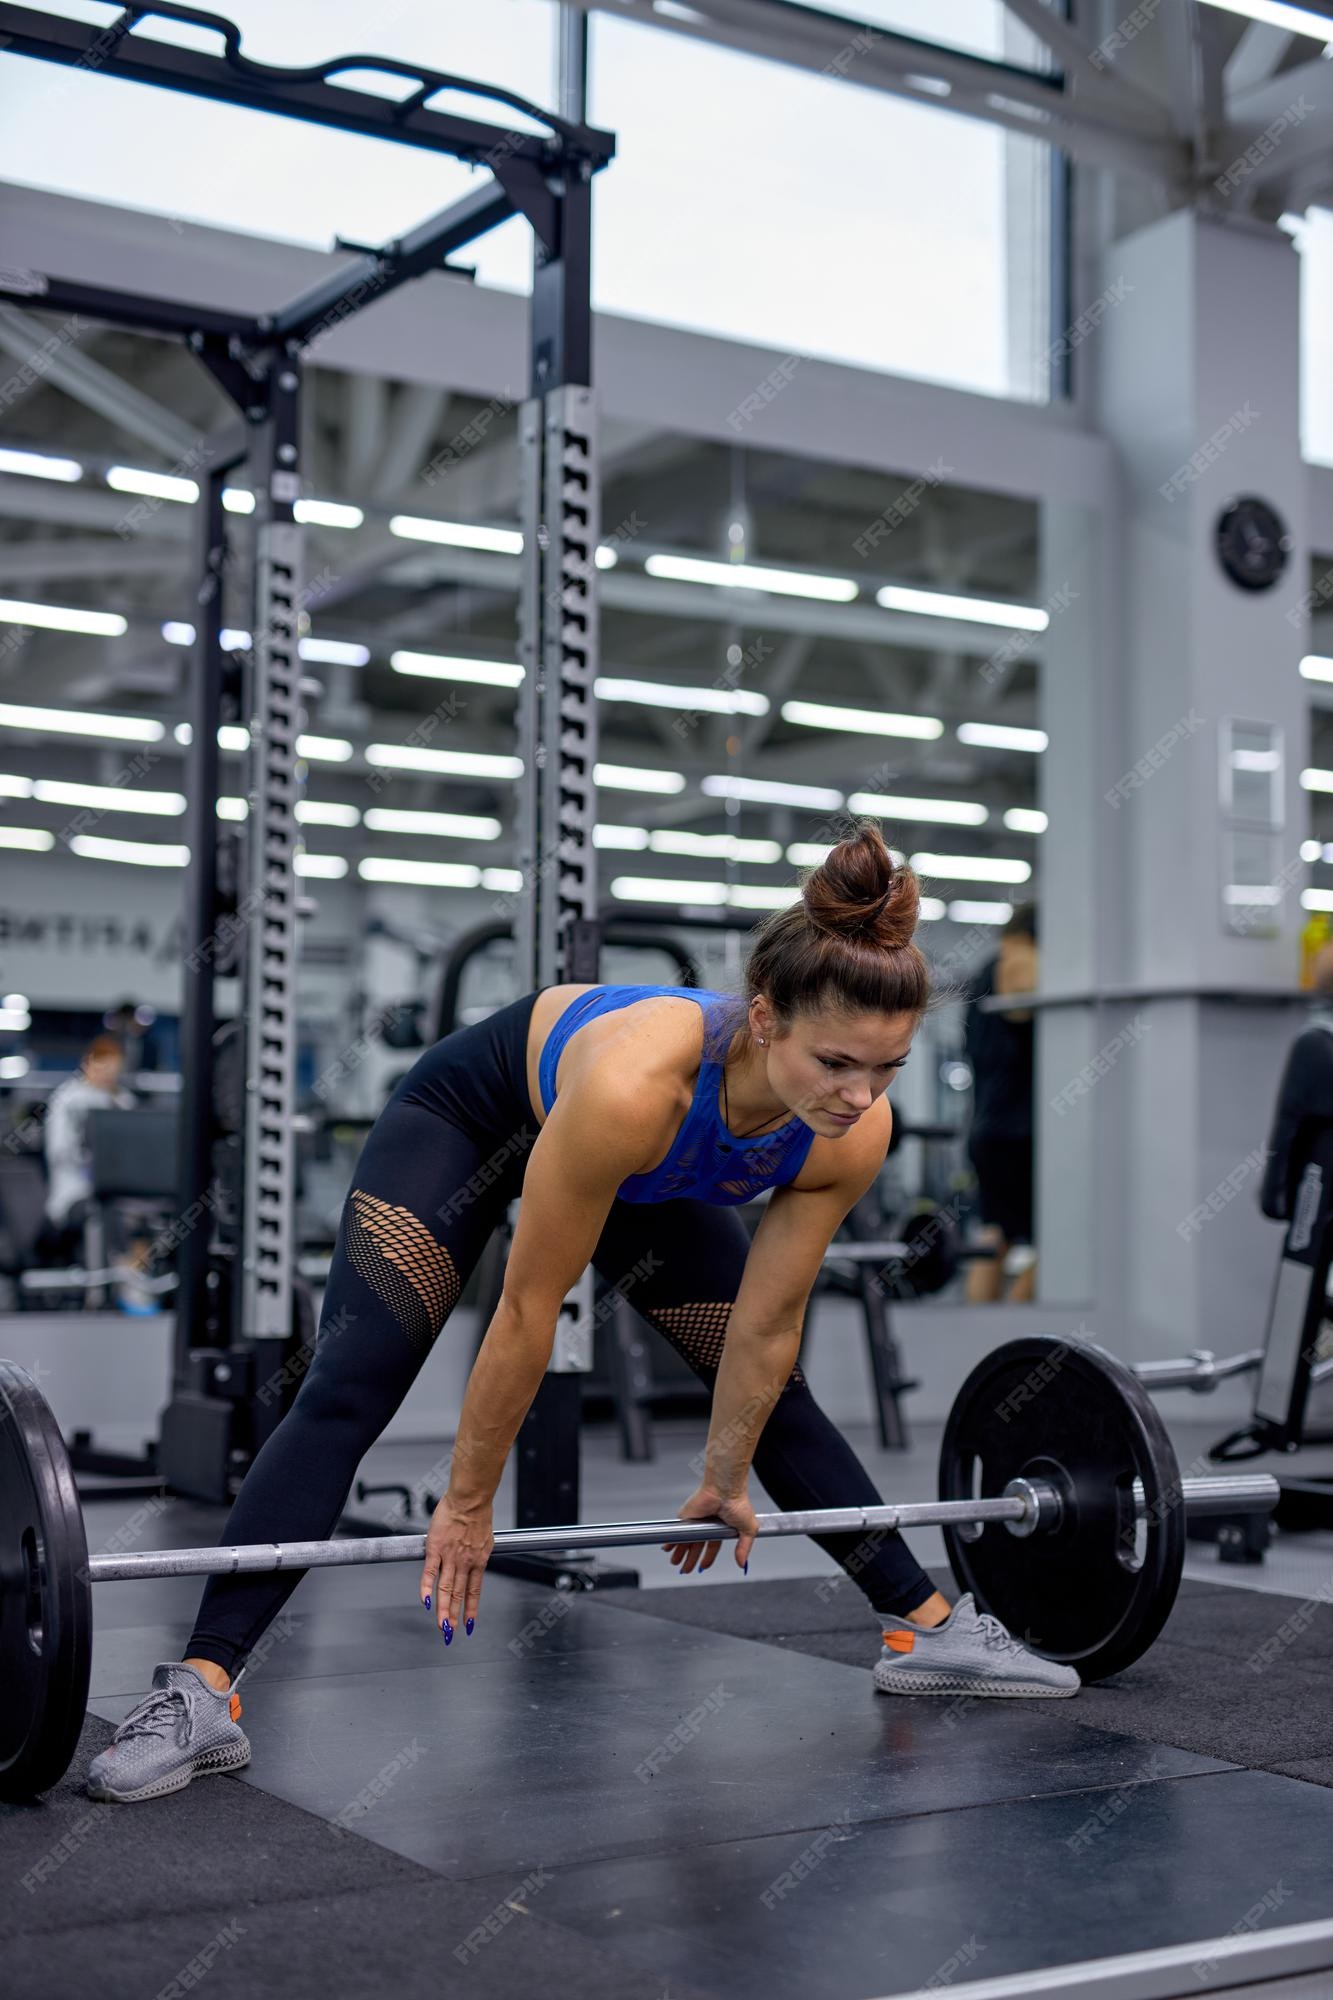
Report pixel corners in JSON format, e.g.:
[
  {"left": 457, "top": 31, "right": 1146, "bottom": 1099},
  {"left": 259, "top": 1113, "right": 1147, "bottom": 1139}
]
[
  {"left": 0, "top": 1361, "right": 92, "bottom": 1799},
  {"left": 939, "top": 1335, "right": 1184, "bottom": 1683}
]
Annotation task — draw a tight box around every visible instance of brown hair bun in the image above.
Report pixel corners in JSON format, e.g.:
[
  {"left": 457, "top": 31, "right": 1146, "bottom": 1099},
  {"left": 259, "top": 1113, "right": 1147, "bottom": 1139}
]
[
  {"left": 802, "top": 821, "right": 919, "bottom": 950},
  {"left": 739, "top": 816, "right": 931, "bottom": 1029}
]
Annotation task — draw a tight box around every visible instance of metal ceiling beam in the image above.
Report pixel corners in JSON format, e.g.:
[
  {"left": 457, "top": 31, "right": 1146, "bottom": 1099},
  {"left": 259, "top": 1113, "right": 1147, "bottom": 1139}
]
[
  {"left": 371, "top": 384, "right": 450, "bottom": 505},
  {"left": 1222, "top": 56, "right": 1333, "bottom": 198},
  {"left": 0, "top": 304, "right": 204, "bottom": 457},
  {"left": 0, "top": 478, "right": 193, "bottom": 535},
  {"left": 563, "top": 0, "right": 1181, "bottom": 183},
  {"left": 0, "top": 536, "right": 181, "bottom": 583},
  {"left": 1223, "top": 21, "right": 1295, "bottom": 95},
  {"left": 344, "top": 375, "right": 388, "bottom": 494}
]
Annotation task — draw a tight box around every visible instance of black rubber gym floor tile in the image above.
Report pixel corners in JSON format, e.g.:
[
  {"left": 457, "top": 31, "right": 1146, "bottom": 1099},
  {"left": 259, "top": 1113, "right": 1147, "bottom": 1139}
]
[
  {"left": 88, "top": 1579, "right": 684, "bottom": 1699},
  {"left": 87, "top": 1621, "right": 1228, "bottom": 1883},
  {"left": 515, "top": 1768, "right": 1333, "bottom": 2000},
  {"left": 3, "top": 1893, "right": 712, "bottom": 2000},
  {"left": 0, "top": 1730, "right": 707, "bottom": 2000}
]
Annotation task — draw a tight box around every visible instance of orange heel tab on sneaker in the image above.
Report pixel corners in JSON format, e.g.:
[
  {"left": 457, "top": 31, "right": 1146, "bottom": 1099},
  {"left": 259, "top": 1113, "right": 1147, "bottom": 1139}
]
[
  {"left": 882, "top": 1629, "right": 915, "bottom": 1654},
  {"left": 229, "top": 1693, "right": 243, "bottom": 1722}
]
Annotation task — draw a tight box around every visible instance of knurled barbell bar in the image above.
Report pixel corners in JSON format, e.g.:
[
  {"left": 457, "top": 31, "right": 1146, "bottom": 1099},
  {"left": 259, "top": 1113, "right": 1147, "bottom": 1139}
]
[{"left": 1, "top": 1336, "right": 1280, "bottom": 1801}]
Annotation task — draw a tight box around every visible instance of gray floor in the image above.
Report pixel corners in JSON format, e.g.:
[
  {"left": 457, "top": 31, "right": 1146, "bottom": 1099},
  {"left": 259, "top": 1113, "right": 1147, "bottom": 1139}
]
[{"left": 19, "top": 1406, "right": 1324, "bottom": 2000}]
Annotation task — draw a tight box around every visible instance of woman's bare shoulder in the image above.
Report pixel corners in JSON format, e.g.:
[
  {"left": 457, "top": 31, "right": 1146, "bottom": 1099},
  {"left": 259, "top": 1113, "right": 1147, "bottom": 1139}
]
[{"left": 552, "top": 993, "right": 702, "bottom": 1151}]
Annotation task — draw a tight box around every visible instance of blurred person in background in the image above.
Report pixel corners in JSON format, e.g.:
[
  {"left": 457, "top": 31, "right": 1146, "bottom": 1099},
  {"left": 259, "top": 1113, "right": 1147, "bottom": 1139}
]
[
  {"left": 963, "top": 904, "right": 1038, "bottom": 1304},
  {"left": 38, "top": 1031, "right": 158, "bottom": 1312},
  {"left": 104, "top": 997, "right": 158, "bottom": 1077},
  {"left": 1260, "top": 939, "right": 1333, "bottom": 1225}
]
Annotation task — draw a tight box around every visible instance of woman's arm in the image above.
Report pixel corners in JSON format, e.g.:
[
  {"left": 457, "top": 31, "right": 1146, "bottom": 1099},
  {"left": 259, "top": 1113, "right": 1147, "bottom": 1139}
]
[
  {"left": 422, "top": 1070, "right": 665, "bottom": 1634},
  {"left": 445, "top": 1073, "right": 662, "bottom": 1509},
  {"left": 699, "top": 1127, "right": 888, "bottom": 1498}
]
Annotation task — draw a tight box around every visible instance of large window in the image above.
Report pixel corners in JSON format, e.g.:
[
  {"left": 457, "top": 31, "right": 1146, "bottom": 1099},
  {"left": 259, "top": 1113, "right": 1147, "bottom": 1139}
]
[{"left": 587, "top": 14, "right": 1052, "bottom": 401}]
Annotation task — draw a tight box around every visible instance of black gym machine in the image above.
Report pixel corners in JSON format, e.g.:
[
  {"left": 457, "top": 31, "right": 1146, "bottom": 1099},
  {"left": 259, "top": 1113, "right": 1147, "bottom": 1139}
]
[{"left": 0, "top": 3, "right": 615, "bottom": 1516}]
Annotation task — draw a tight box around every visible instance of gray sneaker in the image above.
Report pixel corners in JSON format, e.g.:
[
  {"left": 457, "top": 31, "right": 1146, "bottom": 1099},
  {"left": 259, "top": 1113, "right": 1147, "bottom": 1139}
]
[
  {"left": 87, "top": 1663, "right": 251, "bottom": 1802},
  {"left": 872, "top": 1594, "right": 1080, "bottom": 1698}
]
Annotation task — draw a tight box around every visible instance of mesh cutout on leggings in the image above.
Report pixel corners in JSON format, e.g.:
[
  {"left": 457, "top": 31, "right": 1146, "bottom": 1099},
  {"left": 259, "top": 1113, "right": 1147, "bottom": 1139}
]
[
  {"left": 345, "top": 1191, "right": 459, "bottom": 1351},
  {"left": 649, "top": 1299, "right": 805, "bottom": 1388}
]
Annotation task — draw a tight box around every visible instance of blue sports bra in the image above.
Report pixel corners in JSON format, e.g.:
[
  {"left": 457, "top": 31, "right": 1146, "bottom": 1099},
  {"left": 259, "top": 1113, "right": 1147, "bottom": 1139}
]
[{"left": 536, "top": 984, "right": 816, "bottom": 1206}]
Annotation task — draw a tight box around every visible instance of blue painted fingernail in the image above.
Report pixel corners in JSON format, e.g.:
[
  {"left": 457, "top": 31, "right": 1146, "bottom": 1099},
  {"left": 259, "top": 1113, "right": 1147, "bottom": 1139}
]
[
  {"left": 424, "top": 1594, "right": 431, "bottom": 1610},
  {"left": 442, "top": 1621, "right": 453, "bottom": 1644},
  {"left": 466, "top": 1617, "right": 474, "bottom": 1636},
  {"left": 744, "top": 1561, "right": 749, "bottom": 1574}
]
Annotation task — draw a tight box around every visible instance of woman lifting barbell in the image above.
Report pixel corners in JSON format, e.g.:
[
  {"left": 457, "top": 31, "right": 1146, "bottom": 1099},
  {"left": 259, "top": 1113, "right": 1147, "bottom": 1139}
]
[{"left": 87, "top": 824, "right": 1075, "bottom": 1804}]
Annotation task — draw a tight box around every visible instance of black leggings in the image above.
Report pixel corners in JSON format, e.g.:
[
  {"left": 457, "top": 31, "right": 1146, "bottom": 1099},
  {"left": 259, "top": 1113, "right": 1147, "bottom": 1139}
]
[{"left": 186, "top": 995, "right": 934, "bottom": 1673}]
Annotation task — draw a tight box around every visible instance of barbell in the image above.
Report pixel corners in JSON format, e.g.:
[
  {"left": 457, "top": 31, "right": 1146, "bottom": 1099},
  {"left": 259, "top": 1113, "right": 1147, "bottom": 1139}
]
[{"left": 1, "top": 1335, "right": 1279, "bottom": 1801}]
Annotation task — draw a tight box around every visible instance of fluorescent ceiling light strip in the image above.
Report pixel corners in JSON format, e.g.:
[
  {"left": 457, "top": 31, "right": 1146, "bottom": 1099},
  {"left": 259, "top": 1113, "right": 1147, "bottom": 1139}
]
[
  {"left": 1198, "top": 0, "right": 1333, "bottom": 42},
  {"left": 300, "top": 638, "right": 370, "bottom": 667},
  {"left": 0, "top": 775, "right": 34, "bottom": 797},
  {"left": 848, "top": 792, "right": 987, "bottom": 826},
  {"left": 0, "top": 827, "right": 54, "bottom": 850},
  {"left": 1003, "top": 808, "right": 1047, "bottom": 834},
  {"left": 1300, "top": 656, "right": 1333, "bottom": 683},
  {"left": 783, "top": 700, "right": 942, "bottom": 740},
  {"left": 0, "top": 598, "right": 127, "bottom": 637},
  {"left": 32, "top": 780, "right": 185, "bottom": 816},
  {"left": 222, "top": 489, "right": 255, "bottom": 514},
  {"left": 594, "top": 824, "right": 650, "bottom": 850},
  {"left": 1303, "top": 889, "right": 1333, "bottom": 911},
  {"left": 218, "top": 726, "right": 249, "bottom": 752},
  {"left": 359, "top": 857, "right": 484, "bottom": 887},
  {"left": 296, "top": 801, "right": 362, "bottom": 828},
  {"left": 912, "top": 852, "right": 1032, "bottom": 883},
  {"left": 788, "top": 838, "right": 907, "bottom": 867},
  {"left": 957, "top": 722, "right": 1048, "bottom": 752},
  {"left": 596, "top": 676, "right": 768, "bottom": 717},
  {"left": 0, "top": 447, "right": 81, "bottom": 482},
  {"left": 595, "top": 763, "right": 686, "bottom": 794},
  {"left": 366, "top": 745, "right": 523, "bottom": 779},
  {"left": 391, "top": 651, "right": 523, "bottom": 687},
  {"left": 650, "top": 830, "right": 783, "bottom": 861},
  {"left": 610, "top": 876, "right": 729, "bottom": 904},
  {"left": 482, "top": 867, "right": 522, "bottom": 892},
  {"left": 297, "top": 735, "right": 354, "bottom": 763},
  {"left": 295, "top": 853, "right": 348, "bottom": 878},
  {"left": 876, "top": 584, "right": 1048, "bottom": 631},
  {"left": 644, "top": 553, "right": 857, "bottom": 604},
  {"left": 947, "top": 899, "right": 1013, "bottom": 924},
  {"left": 1301, "top": 769, "right": 1333, "bottom": 792},
  {"left": 918, "top": 898, "right": 946, "bottom": 922},
  {"left": 106, "top": 466, "right": 198, "bottom": 504},
  {"left": 294, "top": 498, "right": 364, "bottom": 530},
  {"left": 703, "top": 774, "right": 843, "bottom": 809},
  {"left": 728, "top": 885, "right": 801, "bottom": 910},
  {"left": 363, "top": 809, "right": 500, "bottom": 838},
  {"left": 69, "top": 834, "right": 188, "bottom": 866},
  {"left": 217, "top": 798, "right": 247, "bottom": 821},
  {"left": 0, "top": 701, "right": 160, "bottom": 741},
  {"left": 389, "top": 515, "right": 523, "bottom": 556}
]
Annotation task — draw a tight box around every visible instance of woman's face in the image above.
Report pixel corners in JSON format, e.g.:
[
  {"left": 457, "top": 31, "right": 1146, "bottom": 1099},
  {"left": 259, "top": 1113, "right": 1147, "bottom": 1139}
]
[{"left": 756, "top": 1005, "right": 917, "bottom": 1135}]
